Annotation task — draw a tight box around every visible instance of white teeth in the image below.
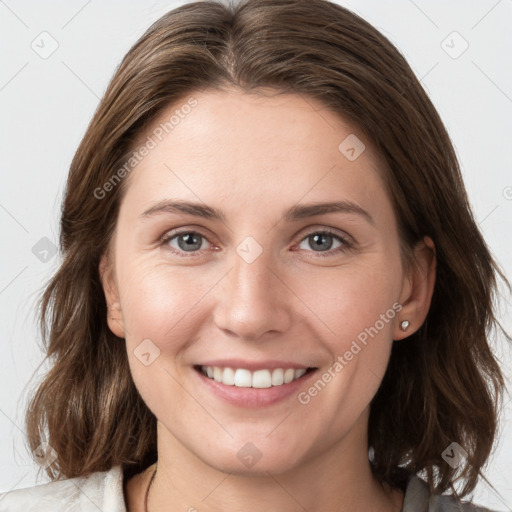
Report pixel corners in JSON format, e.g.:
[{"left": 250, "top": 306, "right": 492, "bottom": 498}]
[
  {"left": 222, "top": 367, "right": 235, "bottom": 385},
  {"left": 294, "top": 368, "right": 307, "bottom": 379},
  {"left": 234, "top": 368, "right": 252, "bottom": 387},
  {"left": 213, "top": 367, "right": 223, "bottom": 382},
  {"left": 200, "top": 366, "right": 311, "bottom": 388},
  {"left": 252, "top": 369, "right": 272, "bottom": 388},
  {"left": 271, "top": 369, "right": 284, "bottom": 386},
  {"left": 284, "top": 368, "right": 295, "bottom": 384}
]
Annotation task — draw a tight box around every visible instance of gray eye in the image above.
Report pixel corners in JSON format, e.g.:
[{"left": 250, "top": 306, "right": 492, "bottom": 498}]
[
  {"left": 299, "top": 233, "right": 342, "bottom": 252},
  {"left": 171, "top": 232, "right": 206, "bottom": 252}
]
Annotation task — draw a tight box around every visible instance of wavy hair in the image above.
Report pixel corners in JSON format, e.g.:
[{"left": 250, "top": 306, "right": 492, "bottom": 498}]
[{"left": 23, "top": 0, "right": 510, "bottom": 499}]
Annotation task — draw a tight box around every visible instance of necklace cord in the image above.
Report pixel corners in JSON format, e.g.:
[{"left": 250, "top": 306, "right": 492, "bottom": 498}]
[{"left": 144, "top": 463, "right": 157, "bottom": 512}]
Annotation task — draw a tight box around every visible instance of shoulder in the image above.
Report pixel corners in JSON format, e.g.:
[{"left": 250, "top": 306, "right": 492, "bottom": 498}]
[
  {"left": 403, "top": 474, "right": 498, "bottom": 512},
  {"left": 0, "top": 465, "right": 126, "bottom": 512}
]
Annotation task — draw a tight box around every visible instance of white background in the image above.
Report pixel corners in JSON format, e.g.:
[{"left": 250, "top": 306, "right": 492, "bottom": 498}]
[{"left": 0, "top": 0, "right": 511, "bottom": 510}]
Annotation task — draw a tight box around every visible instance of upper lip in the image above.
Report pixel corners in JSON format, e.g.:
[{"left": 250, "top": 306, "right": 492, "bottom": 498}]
[{"left": 195, "top": 359, "right": 318, "bottom": 372}]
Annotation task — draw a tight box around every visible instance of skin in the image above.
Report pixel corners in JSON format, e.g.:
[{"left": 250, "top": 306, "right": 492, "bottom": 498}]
[{"left": 100, "top": 87, "right": 436, "bottom": 512}]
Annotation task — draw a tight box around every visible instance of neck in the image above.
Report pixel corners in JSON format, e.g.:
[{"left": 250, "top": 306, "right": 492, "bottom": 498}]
[{"left": 140, "top": 417, "right": 403, "bottom": 512}]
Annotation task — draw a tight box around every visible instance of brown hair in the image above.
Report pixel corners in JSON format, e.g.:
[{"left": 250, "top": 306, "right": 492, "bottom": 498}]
[{"left": 24, "top": 0, "right": 510, "bottom": 499}]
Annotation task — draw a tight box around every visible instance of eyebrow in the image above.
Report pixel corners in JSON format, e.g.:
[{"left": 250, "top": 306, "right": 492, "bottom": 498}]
[{"left": 140, "top": 199, "right": 375, "bottom": 226}]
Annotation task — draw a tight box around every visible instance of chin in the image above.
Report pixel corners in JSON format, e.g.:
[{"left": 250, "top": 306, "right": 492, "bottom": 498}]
[{"left": 197, "top": 439, "right": 306, "bottom": 477}]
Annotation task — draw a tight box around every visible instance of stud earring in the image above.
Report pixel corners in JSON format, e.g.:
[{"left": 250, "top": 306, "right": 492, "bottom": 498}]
[{"left": 400, "top": 320, "right": 410, "bottom": 331}]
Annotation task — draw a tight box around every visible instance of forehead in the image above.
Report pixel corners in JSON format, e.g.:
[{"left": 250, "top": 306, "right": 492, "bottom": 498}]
[{"left": 121, "top": 88, "right": 391, "bottom": 220}]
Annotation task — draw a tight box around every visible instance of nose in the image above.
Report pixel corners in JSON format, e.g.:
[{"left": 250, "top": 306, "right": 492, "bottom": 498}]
[{"left": 213, "top": 243, "right": 292, "bottom": 341}]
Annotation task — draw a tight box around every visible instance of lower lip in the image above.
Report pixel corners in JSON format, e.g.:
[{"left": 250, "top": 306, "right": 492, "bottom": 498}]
[{"left": 193, "top": 367, "right": 318, "bottom": 408}]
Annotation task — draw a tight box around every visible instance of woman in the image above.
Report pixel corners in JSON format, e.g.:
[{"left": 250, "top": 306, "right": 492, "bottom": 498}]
[{"left": 1, "top": 0, "right": 509, "bottom": 510}]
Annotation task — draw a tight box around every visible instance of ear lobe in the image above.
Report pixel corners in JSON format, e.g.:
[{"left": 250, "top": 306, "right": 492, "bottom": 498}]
[
  {"left": 394, "top": 236, "right": 436, "bottom": 340},
  {"left": 99, "top": 253, "right": 125, "bottom": 338}
]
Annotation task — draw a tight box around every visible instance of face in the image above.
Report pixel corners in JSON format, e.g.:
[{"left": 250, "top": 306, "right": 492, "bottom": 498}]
[{"left": 100, "top": 87, "right": 426, "bottom": 476}]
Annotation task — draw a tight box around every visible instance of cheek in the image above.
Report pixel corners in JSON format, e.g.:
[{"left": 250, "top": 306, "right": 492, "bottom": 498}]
[
  {"left": 117, "top": 263, "right": 216, "bottom": 412},
  {"left": 298, "top": 256, "right": 401, "bottom": 339},
  {"left": 294, "top": 263, "right": 401, "bottom": 418},
  {"left": 296, "top": 256, "right": 402, "bottom": 406},
  {"left": 118, "top": 261, "right": 220, "bottom": 349}
]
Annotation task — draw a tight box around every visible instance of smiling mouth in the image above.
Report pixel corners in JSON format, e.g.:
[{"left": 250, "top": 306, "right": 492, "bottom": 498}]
[{"left": 193, "top": 365, "right": 317, "bottom": 388}]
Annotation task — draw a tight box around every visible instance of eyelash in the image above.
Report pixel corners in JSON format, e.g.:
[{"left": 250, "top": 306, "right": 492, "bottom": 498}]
[{"left": 159, "top": 228, "right": 353, "bottom": 259}]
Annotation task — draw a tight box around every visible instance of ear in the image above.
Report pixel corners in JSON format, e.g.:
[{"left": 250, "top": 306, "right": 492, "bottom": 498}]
[
  {"left": 99, "top": 252, "right": 125, "bottom": 338},
  {"left": 394, "top": 235, "right": 436, "bottom": 340}
]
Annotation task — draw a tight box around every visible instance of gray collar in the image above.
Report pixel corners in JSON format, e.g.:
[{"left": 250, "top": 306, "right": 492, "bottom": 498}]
[{"left": 402, "top": 474, "right": 493, "bottom": 512}]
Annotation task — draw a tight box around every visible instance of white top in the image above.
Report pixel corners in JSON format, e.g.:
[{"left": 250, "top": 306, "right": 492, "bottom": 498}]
[
  {"left": 0, "top": 464, "right": 495, "bottom": 511},
  {"left": 0, "top": 465, "right": 126, "bottom": 512}
]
